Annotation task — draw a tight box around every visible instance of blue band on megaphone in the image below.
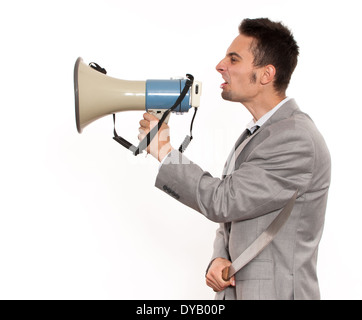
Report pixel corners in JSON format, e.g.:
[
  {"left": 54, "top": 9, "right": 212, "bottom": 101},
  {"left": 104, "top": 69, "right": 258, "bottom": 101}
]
[{"left": 145, "top": 79, "right": 191, "bottom": 112}]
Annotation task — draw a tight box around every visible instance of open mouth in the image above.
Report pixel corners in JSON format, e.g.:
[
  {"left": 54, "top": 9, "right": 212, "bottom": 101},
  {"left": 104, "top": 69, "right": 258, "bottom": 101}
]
[{"left": 220, "top": 81, "right": 229, "bottom": 89}]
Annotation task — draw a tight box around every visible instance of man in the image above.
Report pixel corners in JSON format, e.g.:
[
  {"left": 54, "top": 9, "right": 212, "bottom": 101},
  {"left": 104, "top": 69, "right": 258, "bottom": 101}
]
[{"left": 138, "top": 18, "right": 331, "bottom": 300}]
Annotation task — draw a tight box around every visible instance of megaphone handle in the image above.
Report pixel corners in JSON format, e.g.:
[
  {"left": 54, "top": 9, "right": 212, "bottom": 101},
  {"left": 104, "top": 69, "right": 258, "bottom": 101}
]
[
  {"left": 112, "top": 112, "right": 166, "bottom": 156},
  {"left": 135, "top": 112, "right": 170, "bottom": 155}
]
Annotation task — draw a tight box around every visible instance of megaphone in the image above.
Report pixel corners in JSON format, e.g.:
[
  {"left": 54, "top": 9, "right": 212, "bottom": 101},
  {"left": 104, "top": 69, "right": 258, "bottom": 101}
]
[{"left": 74, "top": 57, "right": 202, "bottom": 155}]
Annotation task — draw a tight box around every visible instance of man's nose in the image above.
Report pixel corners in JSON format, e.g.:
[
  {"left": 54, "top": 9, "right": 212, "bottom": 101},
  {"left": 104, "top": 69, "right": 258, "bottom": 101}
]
[{"left": 216, "top": 59, "right": 226, "bottom": 73}]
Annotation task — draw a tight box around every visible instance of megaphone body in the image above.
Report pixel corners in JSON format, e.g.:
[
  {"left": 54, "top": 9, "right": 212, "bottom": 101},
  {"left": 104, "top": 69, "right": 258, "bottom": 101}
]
[{"left": 74, "top": 57, "right": 202, "bottom": 134}]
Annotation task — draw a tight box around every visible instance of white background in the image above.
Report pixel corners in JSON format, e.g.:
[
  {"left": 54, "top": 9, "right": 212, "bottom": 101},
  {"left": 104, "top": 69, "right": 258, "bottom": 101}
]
[{"left": 0, "top": 0, "right": 361, "bottom": 300}]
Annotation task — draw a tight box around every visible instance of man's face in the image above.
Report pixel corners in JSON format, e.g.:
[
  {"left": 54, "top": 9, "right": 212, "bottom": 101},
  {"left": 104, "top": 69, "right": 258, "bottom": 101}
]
[{"left": 216, "top": 34, "right": 261, "bottom": 103}]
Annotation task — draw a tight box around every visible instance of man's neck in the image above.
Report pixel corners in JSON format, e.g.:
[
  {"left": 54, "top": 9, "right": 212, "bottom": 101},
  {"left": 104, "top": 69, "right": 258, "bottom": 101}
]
[{"left": 243, "top": 93, "right": 286, "bottom": 122}]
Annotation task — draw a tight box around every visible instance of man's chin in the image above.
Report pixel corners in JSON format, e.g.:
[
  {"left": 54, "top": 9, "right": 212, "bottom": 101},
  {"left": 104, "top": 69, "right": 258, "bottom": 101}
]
[{"left": 221, "top": 91, "right": 232, "bottom": 101}]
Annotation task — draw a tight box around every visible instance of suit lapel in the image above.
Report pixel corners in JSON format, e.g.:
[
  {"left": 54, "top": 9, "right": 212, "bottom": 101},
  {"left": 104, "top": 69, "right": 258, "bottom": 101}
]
[
  {"left": 233, "top": 129, "right": 261, "bottom": 164},
  {"left": 223, "top": 131, "right": 260, "bottom": 177}
]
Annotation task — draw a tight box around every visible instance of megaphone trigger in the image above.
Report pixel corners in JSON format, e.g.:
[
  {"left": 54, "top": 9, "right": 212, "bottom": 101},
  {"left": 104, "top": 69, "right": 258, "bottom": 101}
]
[{"left": 147, "top": 109, "right": 171, "bottom": 123}]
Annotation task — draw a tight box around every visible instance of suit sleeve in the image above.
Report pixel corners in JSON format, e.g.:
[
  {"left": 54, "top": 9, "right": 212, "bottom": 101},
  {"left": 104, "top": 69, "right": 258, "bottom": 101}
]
[
  {"left": 210, "top": 224, "right": 230, "bottom": 260},
  {"left": 155, "top": 124, "right": 314, "bottom": 223},
  {"left": 204, "top": 224, "right": 231, "bottom": 274}
]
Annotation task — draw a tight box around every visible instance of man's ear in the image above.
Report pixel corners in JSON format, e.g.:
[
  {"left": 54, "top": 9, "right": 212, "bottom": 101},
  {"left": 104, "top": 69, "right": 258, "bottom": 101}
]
[{"left": 260, "top": 64, "right": 276, "bottom": 85}]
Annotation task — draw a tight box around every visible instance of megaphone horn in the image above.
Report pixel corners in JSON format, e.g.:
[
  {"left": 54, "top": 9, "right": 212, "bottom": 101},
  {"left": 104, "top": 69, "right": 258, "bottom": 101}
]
[{"left": 73, "top": 57, "right": 202, "bottom": 155}]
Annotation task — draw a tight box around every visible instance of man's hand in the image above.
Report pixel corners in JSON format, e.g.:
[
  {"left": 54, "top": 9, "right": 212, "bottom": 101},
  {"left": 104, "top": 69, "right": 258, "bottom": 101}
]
[
  {"left": 138, "top": 112, "right": 173, "bottom": 162},
  {"left": 206, "top": 258, "right": 235, "bottom": 292}
]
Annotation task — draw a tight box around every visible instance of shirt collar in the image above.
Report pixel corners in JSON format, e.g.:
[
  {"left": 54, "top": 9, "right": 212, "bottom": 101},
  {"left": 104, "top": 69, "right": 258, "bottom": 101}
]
[{"left": 246, "top": 96, "right": 292, "bottom": 131}]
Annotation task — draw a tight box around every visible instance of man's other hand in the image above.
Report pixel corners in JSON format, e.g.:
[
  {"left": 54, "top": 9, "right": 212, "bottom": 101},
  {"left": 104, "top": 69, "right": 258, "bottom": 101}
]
[{"left": 206, "top": 258, "right": 236, "bottom": 292}]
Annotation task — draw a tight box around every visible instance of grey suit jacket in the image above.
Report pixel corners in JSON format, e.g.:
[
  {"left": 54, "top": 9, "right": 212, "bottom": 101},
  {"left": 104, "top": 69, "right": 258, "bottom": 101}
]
[{"left": 155, "top": 99, "right": 331, "bottom": 300}]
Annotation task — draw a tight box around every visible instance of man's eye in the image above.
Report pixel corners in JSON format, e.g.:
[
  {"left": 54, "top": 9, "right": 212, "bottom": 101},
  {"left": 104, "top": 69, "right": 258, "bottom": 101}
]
[{"left": 231, "top": 57, "right": 237, "bottom": 63}]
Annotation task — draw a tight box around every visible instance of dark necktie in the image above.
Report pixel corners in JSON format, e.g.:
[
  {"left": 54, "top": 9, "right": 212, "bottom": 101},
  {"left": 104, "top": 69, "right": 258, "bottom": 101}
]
[{"left": 247, "top": 125, "right": 260, "bottom": 137}]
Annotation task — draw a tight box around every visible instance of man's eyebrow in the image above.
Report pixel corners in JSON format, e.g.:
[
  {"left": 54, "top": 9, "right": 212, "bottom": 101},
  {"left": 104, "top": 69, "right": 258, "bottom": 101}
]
[{"left": 227, "top": 52, "right": 242, "bottom": 59}]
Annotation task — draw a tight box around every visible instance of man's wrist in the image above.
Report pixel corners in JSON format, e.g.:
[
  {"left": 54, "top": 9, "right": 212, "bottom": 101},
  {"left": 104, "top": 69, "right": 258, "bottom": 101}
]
[{"left": 158, "top": 146, "right": 174, "bottom": 163}]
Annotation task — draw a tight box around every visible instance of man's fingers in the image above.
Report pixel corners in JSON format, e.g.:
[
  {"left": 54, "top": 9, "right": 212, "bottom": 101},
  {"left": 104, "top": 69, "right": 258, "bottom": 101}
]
[
  {"left": 206, "top": 277, "right": 223, "bottom": 292},
  {"left": 206, "top": 277, "right": 231, "bottom": 292},
  {"left": 139, "top": 119, "right": 149, "bottom": 129},
  {"left": 140, "top": 115, "right": 160, "bottom": 134},
  {"left": 138, "top": 127, "right": 148, "bottom": 135},
  {"left": 230, "top": 276, "right": 235, "bottom": 287},
  {"left": 143, "top": 112, "right": 159, "bottom": 122},
  {"left": 206, "top": 271, "right": 232, "bottom": 292},
  {"left": 137, "top": 112, "right": 172, "bottom": 162},
  {"left": 205, "top": 258, "right": 236, "bottom": 293}
]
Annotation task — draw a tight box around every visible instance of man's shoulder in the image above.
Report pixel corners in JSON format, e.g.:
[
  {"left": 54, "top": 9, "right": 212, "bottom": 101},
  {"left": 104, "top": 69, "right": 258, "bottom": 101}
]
[
  {"left": 260, "top": 103, "right": 329, "bottom": 159},
  {"left": 265, "top": 99, "right": 317, "bottom": 136}
]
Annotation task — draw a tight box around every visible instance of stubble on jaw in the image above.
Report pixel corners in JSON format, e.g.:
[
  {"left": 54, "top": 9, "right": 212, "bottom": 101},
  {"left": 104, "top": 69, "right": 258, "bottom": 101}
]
[{"left": 221, "top": 71, "right": 257, "bottom": 101}]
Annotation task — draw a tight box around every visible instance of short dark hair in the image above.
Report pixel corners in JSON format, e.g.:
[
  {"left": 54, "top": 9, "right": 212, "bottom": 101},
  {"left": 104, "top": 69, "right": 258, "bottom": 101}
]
[{"left": 239, "top": 18, "right": 299, "bottom": 93}]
